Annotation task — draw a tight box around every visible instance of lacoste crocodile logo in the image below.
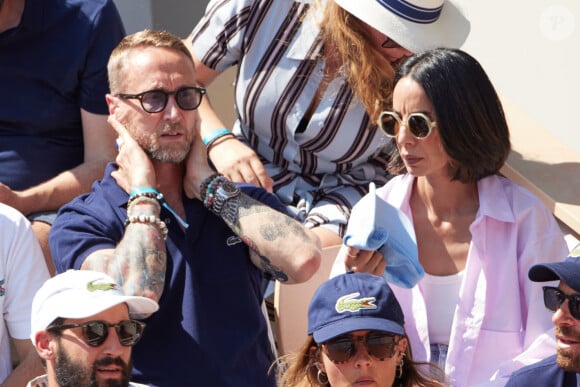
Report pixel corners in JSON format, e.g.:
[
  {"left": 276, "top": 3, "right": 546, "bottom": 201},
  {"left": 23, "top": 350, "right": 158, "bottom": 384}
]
[
  {"left": 86, "top": 279, "right": 118, "bottom": 292},
  {"left": 335, "top": 292, "right": 377, "bottom": 313},
  {"left": 227, "top": 236, "right": 243, "bottom": 246},
  {"left": 0, "top": 279, "right": 5, "bottom": 297}
]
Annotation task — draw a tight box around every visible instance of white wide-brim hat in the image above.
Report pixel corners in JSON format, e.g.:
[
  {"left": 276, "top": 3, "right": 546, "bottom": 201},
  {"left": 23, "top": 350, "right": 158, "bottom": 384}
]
[{"left": 334, "top": 0, "right": 470, "bottom": 53}]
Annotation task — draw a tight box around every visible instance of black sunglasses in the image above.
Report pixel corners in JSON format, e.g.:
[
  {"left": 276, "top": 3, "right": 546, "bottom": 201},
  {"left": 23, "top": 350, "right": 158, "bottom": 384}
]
[
  {"left": 118, "top": 86, "right": 206, "bottom": 113},
  {"left": 543, "top": 286, "right": 580, "bottom": 320},
  {"left": 321, "top": 332, "right": 400, "bottom": 364},
  {"left": 377, "top": 111, "right": 437, "bottom": 139},
  {"left": 47, "top": 319, "right": 146, "bottom": 347}
]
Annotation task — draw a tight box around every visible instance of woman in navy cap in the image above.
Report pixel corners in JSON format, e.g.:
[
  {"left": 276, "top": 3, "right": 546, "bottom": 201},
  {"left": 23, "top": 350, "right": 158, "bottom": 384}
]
[{"left": 277, "top": 272, "right": 444, "bottom": 386}]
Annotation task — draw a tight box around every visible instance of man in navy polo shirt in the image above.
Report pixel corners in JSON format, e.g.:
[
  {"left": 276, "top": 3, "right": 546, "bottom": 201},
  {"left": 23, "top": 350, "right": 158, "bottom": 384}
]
[
  {"left": 506, "top": 243, "right": 580, "bottom": 386},
  {"left": 49, "top": 30, "right": 321, "bottom": 387},
  {"left": 0, "top": 0, "right": 125, "bottom": 275}
]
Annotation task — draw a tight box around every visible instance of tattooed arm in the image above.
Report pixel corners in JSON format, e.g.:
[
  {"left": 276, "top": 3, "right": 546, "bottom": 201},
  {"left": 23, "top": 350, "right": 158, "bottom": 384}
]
[
  {"left": 181, "top": 120, "right": 322, "bottom": 284},
  {"left": 79, "top": 116, "right": 167, "bottom": 301},
  {"left": 219, "top": 192, "right": 321, "bottom": 284},
  {"left": 80, "top": 198, "right": 167, "bottom": 301}
]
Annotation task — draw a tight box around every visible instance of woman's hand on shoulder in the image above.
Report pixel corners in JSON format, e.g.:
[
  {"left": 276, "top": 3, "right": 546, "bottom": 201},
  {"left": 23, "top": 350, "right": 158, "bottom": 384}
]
[{"left": 208, "top": 137, "right": 273, "bottom": 192}]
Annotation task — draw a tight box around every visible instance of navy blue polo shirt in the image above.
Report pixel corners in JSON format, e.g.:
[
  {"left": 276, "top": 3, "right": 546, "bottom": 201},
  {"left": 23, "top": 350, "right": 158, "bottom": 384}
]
[
  {"left": 0, "top": 0, "right": 125, "bottom": 189},
  {"left": 505, "top": 355, "right": 580, "bottom": 387},
  {"left": 50, "top": 163, "right": 283, "bottom": 386}
]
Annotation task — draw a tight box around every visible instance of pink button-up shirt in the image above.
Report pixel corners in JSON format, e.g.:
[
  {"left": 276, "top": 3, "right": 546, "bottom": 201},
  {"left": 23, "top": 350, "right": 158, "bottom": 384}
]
[{"left": 379, "top": 174, "right": 569, "bottom": 387}]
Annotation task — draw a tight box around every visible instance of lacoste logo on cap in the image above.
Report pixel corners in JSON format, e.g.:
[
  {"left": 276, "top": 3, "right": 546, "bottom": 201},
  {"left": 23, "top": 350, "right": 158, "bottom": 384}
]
[
  {"left": 335, "top": 292, "right": 377, "bottom": 313},
  {"left": 87, "top": 279, "right": 118, "bottom": 292}
]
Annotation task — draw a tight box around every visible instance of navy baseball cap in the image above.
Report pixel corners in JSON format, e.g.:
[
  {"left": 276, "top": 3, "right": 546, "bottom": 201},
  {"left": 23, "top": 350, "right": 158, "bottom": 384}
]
[
  {"left": 308, "top": 271, "right": 405, "bottom": 343},
  {"left": 529, "top": 243, "right": 580, "bottom": 292}
]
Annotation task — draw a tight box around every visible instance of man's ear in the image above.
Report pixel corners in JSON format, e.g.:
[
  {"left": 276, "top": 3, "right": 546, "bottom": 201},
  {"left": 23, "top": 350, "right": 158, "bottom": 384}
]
[
  {"left": 34, "top": 331, "right": 57, "bottom": 360},
  {"left": 106, "top": 93, "right": 117, "bottom": 114}
]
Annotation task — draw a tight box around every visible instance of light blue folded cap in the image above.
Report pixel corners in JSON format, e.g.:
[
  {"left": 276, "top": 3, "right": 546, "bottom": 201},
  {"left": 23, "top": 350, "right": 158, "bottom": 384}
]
[{"left": 343, "top": 182, "right": 424, "bottom": 288}]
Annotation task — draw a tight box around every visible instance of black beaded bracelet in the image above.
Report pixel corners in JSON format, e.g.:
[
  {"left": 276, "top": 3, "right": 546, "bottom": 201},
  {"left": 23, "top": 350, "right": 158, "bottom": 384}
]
[{"left": 199, "top": 173, "right": 222, "bottom": 203}]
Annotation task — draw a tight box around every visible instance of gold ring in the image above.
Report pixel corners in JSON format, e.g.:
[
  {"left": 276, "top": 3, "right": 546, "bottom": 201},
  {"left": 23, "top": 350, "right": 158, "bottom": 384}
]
[{"left": 346, "top": 253, "right": 357, "bottom": 258}]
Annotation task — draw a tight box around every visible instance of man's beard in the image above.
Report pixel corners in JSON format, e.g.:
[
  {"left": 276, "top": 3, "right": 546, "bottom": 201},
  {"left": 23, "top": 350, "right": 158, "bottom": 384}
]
[
  {"left": 134, "top": 123, "right": 192, "bottom": 163},
  {"left": 556, "top": 326, "right": 580, "bottom": 373},
  {"left": 54, "top": 345, "right": 132, "bottom": 387}
]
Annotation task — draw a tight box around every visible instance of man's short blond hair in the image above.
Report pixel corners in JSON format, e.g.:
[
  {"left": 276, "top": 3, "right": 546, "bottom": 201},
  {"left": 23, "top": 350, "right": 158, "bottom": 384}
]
[{"left": 107, "top": 29, "right": 195, "bottom": 94}]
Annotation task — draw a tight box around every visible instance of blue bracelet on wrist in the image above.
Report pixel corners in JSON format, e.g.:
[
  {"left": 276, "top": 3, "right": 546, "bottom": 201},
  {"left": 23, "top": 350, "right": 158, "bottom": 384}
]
[
  {"left": 128, "top": 187, "right": 189, "bottom": 229},
  {"left": 202, "top": 128, "right": 231, "bottom": 146},
  {"left": 129, "top": 187, "right": 160, "bottom": 199}
]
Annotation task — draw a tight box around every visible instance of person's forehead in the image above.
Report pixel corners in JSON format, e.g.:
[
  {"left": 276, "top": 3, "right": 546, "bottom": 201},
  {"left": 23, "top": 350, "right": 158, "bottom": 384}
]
[
  {"left": 118, "top": 51, "right": 196, "bottom": 92},
  {"left": 393, "top": 77, "right": 433, "bottom": 114},
  {"left": 559, "top": 281, "right": 580, "bottom": 295},
  {"left": 127, "top": 46, "right": 194, "bottom": 68}
]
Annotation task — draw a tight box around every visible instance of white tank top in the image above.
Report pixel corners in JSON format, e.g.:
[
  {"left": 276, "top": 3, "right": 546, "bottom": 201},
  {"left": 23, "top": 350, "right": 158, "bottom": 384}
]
[{"left": 420, "top": 271, "right": 464, "bottom": 345}]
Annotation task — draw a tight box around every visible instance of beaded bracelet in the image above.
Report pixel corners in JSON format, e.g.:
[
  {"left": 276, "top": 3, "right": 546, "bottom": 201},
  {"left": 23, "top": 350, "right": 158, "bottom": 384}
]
[
  {"left": 124, "top": 214, "right": 168, "bottom": 240},
  {"left": 127, "top": 187, "right": 189, "bottom": 229},
  {"left": 127, "top": 195, "right": 161, "bottom": 214},
  {"left": 199, "top": 173, "right": 221, "bottom": 203},
  {"left": 128, "top": 187, "right": 160, "bottom": 204},
  {"left": 203, "top": 175, "right": 227, "bottom": 209}
]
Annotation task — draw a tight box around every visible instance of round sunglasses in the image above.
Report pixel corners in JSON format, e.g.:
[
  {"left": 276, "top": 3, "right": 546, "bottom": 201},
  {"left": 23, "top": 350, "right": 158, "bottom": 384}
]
[
  {"left": 118, "top": 86, "right": 206, "bottom": 113},
  {"left": 47, "top": 319, "right": 146, "bottom": 347},
  {"left": 543, "top": 286, "right": 580, "bottom": 320},
  {"left": 321, "top": 332, "right": 400, "bottom": 364},
  {"left": 377, "top": 111, "right": 437, "bottom": 139}
]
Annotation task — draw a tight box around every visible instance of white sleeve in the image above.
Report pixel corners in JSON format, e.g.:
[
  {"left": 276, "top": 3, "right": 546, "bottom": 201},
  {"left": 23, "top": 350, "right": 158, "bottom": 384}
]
[{"left": 2, "top": 205, "right": 50, "bottom": 340}]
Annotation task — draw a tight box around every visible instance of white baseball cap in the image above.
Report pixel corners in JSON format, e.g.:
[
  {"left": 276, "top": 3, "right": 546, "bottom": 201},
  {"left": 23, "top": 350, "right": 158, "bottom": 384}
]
[
  {"left": 334, "top": 0, "right": 471, "bottom": 53},
  {"left": 31, "top": 269, "right": 159, "bottom": 342}
]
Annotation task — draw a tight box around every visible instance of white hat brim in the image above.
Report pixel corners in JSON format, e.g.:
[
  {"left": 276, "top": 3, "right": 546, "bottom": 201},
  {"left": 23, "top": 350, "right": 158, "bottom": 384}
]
[
  {"left": 334, "top": 0, "right": 470, "bottom": 53},
  {"left": 31, "top": 290, "right": 159, "bottom": 342}
]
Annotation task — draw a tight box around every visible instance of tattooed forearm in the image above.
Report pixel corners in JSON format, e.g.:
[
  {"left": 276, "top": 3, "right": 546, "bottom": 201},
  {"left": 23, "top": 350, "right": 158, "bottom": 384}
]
[
  {"left": 226, "top": 194, "right": 313, "bottom": 244},
  {"left": 115, "top": 223, "right": 167, "bottom": 300},
  {"left": 219, "top": 191, "right": 321, "bottom": 284},
  {"left": 83, "top": 201, "right": 167, "bottom": 301},
  {"left": 259, "top": 213, "right": 313, "bottom": 243},
  {"left": 259, "top": 253, "right": 288, "bottom": 282},
  {"left": 240, "top": 234, "right": 289, "bottom": 281}
]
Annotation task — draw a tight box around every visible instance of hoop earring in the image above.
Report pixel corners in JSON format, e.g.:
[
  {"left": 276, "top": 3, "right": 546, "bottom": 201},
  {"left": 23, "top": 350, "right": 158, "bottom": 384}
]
[
  {"left": 396, "top": 352, "right": 406, "bottom": 379},
  {"left": 317, "top": 369, "right": 329, "bottom": 385}
]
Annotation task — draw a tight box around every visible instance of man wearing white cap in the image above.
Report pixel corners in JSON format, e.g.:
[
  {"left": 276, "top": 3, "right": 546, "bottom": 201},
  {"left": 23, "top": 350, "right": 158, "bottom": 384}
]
[{"left": 27, "top": 270, "right": 158, "bottom": 387}]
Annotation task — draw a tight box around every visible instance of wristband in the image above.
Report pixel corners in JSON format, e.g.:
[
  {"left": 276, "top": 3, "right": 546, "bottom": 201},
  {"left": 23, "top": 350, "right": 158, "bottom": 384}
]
[
  {"left": 129, "top": 187, "right": 160, "bottom": 201},
  {"left": 128, "top": 187, "right": 189, "bottom": 229},
  {"left": 202, "top": 128, "right": 231, "bottom": 146}
]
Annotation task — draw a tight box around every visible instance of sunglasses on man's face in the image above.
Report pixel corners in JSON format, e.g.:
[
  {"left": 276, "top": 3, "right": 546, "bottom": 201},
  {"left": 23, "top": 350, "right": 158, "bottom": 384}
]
[
  {"left": 543, "top": 286, "right": 580, "bottom": 320},
  {"left": 377, "top": 111, "right": 437, "bottom": 139},
  {"left": 321, "top": 332, "right": 400, "bottom": 364},
  {"left": 47, "top": 320, "right": 146, "bottom": 347},
  {"left": 118, "top": 86, "right": 206, "bottom": 113}
]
